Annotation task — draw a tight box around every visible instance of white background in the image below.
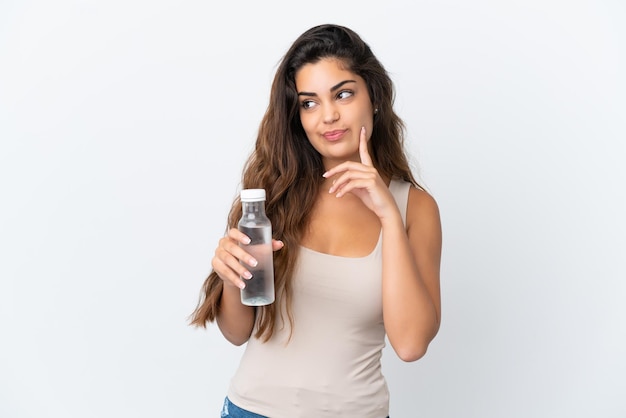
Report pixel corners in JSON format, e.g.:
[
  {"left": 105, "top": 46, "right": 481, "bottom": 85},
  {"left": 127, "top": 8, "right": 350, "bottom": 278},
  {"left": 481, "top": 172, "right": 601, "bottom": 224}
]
[{"left": 1, "top": 1, "right": 625, "bottom": 417}]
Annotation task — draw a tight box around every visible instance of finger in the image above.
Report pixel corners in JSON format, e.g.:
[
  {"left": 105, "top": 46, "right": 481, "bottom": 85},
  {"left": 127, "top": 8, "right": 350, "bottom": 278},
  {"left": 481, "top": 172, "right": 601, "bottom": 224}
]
[
  {"left": 216, "top": 234, "right": 258, "bottom": 277},
  {"left": 323, "top": 160, "right": 371, "bottom": 182},
  {"left": 223, "top": 237, "right": 258, "bottom": 270},
  {"left": 227, "top": 227, "right": 252, "bottom": 245},
  {"left": 359, "top": 126, "right": 373, "bottom": 166},
  {"left": 272, "top": 240, "right": 284, "bottom": 252},
  {"left": 334, "top": 175, "right": 377, "bottom": 197},
  {"left": 211, "top": 254, "right": 248, "bottom": 289},
  {"left": 328, "top": 166, "right": 377, "bottom": 194},
  {"left": 218, "top": 236, "right": 257, "bottom": 269},
  {"left": 226, "top": 227, "right": 260, "bottom": 266}
]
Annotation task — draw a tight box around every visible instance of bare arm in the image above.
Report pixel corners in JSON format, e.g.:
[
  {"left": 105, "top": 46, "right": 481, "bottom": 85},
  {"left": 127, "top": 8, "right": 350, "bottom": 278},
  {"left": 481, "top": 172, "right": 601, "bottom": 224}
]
[
  {"left": 380, "top": 187, "right": 441, "bottom": 361},
  {"left": 211, "top": 228, "right": 284, "bottom": 345},
  {"left": 324, "top": 126, "right": 442, "bottom": 362},
  {"left": 216, "top": 282, "right": 255, "bottom": 346}
]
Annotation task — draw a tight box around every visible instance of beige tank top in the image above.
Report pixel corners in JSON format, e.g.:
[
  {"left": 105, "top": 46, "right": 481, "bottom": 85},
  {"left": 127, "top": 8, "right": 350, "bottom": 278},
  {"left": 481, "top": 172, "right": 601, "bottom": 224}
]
[{"left": 227, "top": 179, "right": 411, "bottom": 418}]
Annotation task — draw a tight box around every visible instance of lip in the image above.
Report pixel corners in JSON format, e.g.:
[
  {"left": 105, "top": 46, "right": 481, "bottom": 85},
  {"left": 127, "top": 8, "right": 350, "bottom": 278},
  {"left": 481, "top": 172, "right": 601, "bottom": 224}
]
[{"left": 322, "top": 129, "right": 347, "bottom": 141}]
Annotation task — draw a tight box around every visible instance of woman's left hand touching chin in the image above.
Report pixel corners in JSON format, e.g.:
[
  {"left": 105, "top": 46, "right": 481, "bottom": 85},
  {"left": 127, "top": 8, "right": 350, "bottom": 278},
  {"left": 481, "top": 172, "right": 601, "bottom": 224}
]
[{"left": 323, "top": 126, "right": 398, "bottom": 221}]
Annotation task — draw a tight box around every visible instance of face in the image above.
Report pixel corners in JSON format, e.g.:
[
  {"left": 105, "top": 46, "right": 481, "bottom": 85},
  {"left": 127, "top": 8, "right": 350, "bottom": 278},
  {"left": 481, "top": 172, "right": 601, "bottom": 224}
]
[{"left": 295, "top": 58, "right": 375, "bottom": 168}]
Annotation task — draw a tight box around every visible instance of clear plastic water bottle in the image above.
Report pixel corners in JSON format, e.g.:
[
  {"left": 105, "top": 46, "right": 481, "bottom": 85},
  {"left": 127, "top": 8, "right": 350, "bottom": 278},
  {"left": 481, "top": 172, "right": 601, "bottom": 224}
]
[{"left": 238, "top": 189, "right": 275, "bottom": 306}]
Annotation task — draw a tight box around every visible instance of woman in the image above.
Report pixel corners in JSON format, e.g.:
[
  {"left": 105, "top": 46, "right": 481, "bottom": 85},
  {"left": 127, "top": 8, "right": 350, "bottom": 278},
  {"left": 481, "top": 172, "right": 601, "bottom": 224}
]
[{"left": 190, "top": 23, "right": 442, "bottom": 418}]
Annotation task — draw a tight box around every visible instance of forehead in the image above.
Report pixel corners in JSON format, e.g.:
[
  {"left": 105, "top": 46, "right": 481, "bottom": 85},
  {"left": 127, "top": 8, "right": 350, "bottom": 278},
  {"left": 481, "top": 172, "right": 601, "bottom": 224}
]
[{"left": 295, "top": 58, "right": 362, "bottom": 90}]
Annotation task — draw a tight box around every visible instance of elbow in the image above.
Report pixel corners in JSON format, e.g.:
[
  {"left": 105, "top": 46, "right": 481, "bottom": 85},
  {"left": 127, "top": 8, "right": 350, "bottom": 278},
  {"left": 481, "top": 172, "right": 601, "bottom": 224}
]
[
  {"left": 220, "top": 327, "right": 252, "bottom": 346},
  {"left": 226, "top": 336, "right": 249, "bottom": 347},
  {"left": 392, "top": 327, "right": 439, "bottom": 362},
  {"left": 221, "top": 328, "right": 251, "bottom": 346},
  {"left": 396, "top": 343, "right": 429, "bottom": 363},
  {"left": 216, "top": 318, "right": 252, "bottom": 347}
]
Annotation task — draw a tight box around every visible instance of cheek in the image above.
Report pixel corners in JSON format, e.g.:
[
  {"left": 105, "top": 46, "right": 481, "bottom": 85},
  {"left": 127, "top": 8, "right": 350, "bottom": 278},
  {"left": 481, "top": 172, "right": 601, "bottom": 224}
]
[
  {"left": 299, "top": 113, "right": 316, "bottom": 135},
  {"left": 361, "top": 114, "right": 374, "bottom": 134}
]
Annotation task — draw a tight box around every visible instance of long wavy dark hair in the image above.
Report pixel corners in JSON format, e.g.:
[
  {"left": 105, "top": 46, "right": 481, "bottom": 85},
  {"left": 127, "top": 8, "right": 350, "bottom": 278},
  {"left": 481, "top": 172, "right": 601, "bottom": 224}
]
[{"left": 189, "top": 24, "right": 420, "bottom": 341}]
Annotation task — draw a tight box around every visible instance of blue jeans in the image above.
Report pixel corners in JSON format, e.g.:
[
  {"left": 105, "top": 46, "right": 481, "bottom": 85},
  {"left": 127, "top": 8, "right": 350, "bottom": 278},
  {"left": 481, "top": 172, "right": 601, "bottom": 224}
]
[
  {"left": 220, "top": 396, "right": 389, "bottom": 417},
  {"left": 221, "top": 397, "right": 267, "bottom": 417}
]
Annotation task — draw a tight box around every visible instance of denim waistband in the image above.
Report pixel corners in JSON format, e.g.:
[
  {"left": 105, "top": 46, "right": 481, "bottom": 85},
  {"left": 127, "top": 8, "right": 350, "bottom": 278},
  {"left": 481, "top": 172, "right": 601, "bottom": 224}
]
[
  {"left": 221, "top": 396, "right": 389, "bottom": 418},
  {"left": 221, "top": 397, "right": 267, "bottom": 417}
]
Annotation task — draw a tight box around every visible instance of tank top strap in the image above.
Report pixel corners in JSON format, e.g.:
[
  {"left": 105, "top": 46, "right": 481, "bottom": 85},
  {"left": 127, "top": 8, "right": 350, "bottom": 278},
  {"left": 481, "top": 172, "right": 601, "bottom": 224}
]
[{"left": 388, "top": 179, "right": 411, "bottom": 227}]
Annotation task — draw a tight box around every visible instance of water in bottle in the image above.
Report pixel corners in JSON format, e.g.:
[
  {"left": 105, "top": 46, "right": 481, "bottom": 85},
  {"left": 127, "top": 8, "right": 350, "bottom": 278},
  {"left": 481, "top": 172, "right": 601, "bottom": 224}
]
[{"left": 238, "top": 189, "right": 275, "bottom": 306}]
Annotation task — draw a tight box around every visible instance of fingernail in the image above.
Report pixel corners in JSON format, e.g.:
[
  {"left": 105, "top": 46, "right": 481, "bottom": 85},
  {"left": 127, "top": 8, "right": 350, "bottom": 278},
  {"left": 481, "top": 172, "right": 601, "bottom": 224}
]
[
  {"left": 238, "top": 282, "right": 246, "bottom": 289},
  {"left": 249, "top": 258, "right": 258, "bottom": 267},
  {"left": 322, "top": 172, "right": 328, "bottom": 178},
  {"left": 361, "top": 126, "right": 366, "bottom": 133},
  {"left": 242, "top": 237, "right": 251, "bottom": 244},
  {"left": 243, "top": 271, "right": 252, "bottom": 279}
]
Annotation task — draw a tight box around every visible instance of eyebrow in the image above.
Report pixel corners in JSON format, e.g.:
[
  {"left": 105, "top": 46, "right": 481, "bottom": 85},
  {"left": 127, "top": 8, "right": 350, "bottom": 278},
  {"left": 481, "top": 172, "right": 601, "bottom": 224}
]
[{"left": 297, "top": 80, "right": 356, "bottom": 97}]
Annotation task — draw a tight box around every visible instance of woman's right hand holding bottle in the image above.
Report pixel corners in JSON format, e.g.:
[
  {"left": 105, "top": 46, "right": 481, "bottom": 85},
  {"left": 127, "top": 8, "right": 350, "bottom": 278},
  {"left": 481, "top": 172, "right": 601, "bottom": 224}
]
[
  {"left": 212, "top": 228, "right": 284, "bottom": 290},
  {"left": 213, "top": 228, "right": 284, "bottom": 345}
]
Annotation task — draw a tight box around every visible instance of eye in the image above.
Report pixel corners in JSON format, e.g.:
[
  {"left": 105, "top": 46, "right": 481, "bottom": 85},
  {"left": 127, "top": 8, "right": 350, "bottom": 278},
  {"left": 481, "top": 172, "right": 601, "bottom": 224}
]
[
  {"left": 301, "top": 100, "right": 317, "bottom": 109},
  {"left": 337, "top": 90, "right": 353, "bottom": 100}
]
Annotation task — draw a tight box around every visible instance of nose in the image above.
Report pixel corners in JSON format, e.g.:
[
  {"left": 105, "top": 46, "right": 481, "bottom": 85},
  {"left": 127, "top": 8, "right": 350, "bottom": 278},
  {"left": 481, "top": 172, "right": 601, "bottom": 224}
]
[{"left": 322, "top": 104, "right": 339, "bottom": 124}]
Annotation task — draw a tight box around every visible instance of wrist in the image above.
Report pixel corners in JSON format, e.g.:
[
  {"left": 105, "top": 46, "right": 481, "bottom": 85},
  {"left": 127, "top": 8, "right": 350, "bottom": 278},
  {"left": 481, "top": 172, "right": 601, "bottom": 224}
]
[{"left": 379, "top": 207, "right": 403, "bottom": 229}]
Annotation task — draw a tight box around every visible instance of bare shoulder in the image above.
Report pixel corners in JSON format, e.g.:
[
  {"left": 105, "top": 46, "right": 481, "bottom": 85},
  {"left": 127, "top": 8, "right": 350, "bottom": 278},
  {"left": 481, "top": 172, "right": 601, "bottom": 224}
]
[
  {"left": 406, "top": 186, "right": 441, "bottom": 231},
  {"left": 406, "top": 185, "right": 442, "bottom": 261}
]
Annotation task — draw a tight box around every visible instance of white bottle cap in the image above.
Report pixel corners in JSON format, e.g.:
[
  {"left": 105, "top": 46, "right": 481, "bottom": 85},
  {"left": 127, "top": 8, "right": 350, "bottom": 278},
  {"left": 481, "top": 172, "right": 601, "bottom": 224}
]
[{"left": 240, "top": 188, "right": 266, "bottom": 202}]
